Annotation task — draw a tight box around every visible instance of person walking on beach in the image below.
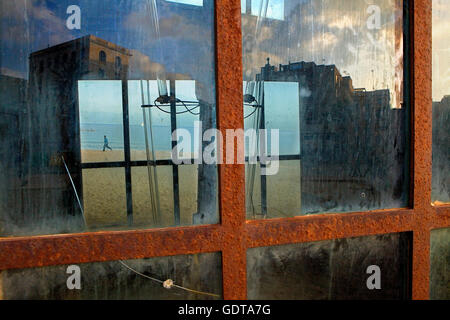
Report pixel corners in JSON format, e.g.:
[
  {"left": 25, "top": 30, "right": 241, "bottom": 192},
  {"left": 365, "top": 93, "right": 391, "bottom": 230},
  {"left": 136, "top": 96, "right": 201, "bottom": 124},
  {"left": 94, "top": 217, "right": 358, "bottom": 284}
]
[{"left": 103, "top": 135, "right": 112, "bottom": 151}]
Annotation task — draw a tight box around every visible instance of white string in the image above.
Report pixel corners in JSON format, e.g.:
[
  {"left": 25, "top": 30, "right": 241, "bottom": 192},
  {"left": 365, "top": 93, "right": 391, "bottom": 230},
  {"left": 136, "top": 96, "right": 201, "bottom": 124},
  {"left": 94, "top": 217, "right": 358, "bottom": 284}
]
[
  {"left": 61, "top": 155, "right": 86, "bottom": 226},
  {"left": 118, "top": 260, "right": 220, "bottom": 298}
]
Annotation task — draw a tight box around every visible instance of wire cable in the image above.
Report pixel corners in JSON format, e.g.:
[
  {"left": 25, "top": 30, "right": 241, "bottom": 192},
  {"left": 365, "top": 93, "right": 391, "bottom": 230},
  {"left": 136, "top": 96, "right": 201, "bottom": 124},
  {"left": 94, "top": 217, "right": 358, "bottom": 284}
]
[
  {"left": 61, "top": 155, "right": 86, "bottom": 226},
  {"left": 152, "top": 100, "right": 200, "bottom": 115},
  {"left": 118, "top": 260, "right": 221, "bottom": 298}
]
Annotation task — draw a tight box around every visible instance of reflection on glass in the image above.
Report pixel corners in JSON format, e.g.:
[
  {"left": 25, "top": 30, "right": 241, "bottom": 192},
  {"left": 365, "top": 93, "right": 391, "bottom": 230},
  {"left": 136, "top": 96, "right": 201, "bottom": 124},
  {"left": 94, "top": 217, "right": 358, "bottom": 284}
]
[
  {"left": 82, "top": 168, "right": 127, "bottom": 231},
  {"left": 179, "top": 164, "right": 219, "bottom": 225},
  {"left": 242, "top": 0, "right": 285, "bottom": 20},
  {"left": 79, "top": 81, "right": 124, "bottom": 163},
  {"left": 243, "top": 0, "right": 409, "bottom": 218},
  {"left": 247, "top": 233, "right": 411, "bottom": 300},
  {"left": 0, "top": 253, "right": 222, "bottom": 300},
  {"left": 129, "top": 80, "right": 172, "bottom": 162},
  {"left": 432, "top": 0, "right": 450, "bottom": 204},
  {"left": 0, "top": 0, "right": 217, "bottom": 236},
  {"left": 132, "top": 166, "right": 174, "bottom": 228},
  {"left": 430, "top": 228, "right": 450, "bottom": 300}
]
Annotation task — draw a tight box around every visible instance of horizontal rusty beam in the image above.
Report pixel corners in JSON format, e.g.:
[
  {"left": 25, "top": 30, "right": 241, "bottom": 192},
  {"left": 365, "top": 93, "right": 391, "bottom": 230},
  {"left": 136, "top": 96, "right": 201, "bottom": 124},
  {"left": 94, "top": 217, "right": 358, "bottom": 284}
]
[
  {"left": 431, "top": 206, "right": 450, "bottom": 229},
  {"left": 435, "top": 204, "right": 450, "bottom": 217},
  {"left": 0, "top": 206, "right": 449, "bottom": 271},
  {"left": 245, "top": 208, "right": 416, "bottom": 248},
  {"left": 0, "top": 224, "right": 223, "bottom": 271}
]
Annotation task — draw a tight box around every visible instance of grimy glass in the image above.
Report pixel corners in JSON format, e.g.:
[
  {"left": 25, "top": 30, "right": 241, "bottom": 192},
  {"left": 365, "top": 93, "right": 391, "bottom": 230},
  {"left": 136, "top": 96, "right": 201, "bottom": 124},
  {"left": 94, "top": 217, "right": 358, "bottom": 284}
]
[{"left": 0, "top": 0, "right": 448, "bottom": 300}]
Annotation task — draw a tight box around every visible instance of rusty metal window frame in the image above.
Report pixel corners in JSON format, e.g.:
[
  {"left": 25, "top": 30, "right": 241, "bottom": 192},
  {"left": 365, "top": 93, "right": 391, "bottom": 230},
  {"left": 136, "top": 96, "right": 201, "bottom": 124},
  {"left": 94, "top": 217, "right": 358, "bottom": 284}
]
[{"left": 0, "top": 0, "right": 449, "bottom": 300}]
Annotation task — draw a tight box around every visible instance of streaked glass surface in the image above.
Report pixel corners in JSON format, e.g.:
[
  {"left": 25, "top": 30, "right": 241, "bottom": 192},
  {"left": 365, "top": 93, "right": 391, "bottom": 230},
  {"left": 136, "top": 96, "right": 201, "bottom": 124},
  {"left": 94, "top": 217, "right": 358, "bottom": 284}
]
[
  {"left": 0, "top": 253, "right": 222, "bottom": 300},
  {"left": 430, "top": 228, "right": 450, "bottom": 300},
  {"left": 247, "top": 233, "right": 411, "bottom": 300},
  {"left": 432, "top": 0, "right": 450, "bottom": 204},
  {"left": 242, "top": 0, "right": 409, "bottom": 218},
  {"left": 0, "top": 0, "right": 217, "bottom": 236}
]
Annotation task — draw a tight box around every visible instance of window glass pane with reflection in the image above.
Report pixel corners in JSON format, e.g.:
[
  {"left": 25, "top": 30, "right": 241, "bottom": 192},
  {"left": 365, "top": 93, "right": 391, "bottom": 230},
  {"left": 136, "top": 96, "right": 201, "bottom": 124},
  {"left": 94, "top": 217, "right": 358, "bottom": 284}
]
[
  {"left": 430, "top": 228, "right": 450, "bottom": 300},
  {"left": 432, "top": 0, "right": 450, "bottom": 205},
  {"left": 79, "top": 81, "right": 124, "bottom": 163},
  {"left": 0, "top": 0, "right": 217, "bottom": 236},
  {"left": 247, "top": 233, "right": 411, "bottom": 300},
  {"left": 242, "top": 0, "right": 409, "bottom": 219},
  {"left": 0, "top": 252, "right": 222, "bottom": 300}
]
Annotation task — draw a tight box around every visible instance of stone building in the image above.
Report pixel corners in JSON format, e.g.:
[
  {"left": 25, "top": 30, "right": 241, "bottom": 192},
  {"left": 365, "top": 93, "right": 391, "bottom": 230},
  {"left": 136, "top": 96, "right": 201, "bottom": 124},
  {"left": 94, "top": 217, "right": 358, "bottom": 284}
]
[
  {"left": 20, "top": 35, "right": 131, "bottom": 234},
  {"left": 255, "top": 59, "right": 407, "bottom": 213},
  {"left": 0, "top": 75, "right": 27, "bottom": 234}
]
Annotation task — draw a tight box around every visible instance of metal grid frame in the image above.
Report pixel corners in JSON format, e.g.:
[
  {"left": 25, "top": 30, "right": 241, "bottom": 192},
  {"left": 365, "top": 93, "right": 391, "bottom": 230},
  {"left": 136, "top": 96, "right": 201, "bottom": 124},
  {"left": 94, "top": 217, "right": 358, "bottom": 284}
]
[{"left": 0, "top": 0, "right": 449, "bottom": 300}]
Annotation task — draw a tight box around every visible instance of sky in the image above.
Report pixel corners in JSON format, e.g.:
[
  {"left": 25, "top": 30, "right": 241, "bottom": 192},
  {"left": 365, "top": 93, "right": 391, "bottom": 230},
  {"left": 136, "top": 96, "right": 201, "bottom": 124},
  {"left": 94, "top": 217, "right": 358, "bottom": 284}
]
[
  {"left": 2, "top": 0, "right": 440, "bottom": 127},
  {"left": 241, "top": 0, "right": 285, "bottom": 20},
  {"left": 241, "top": 0, "right": 404, "bottom": 108},
  {"left": 167, "top": 0, "right": 203, "bottom": 6},
  {"left": 0, "top": 0, "right": 215, "bottom": 88},
  {"left": 78, "top": 79, "right": 199, "bottom": 127},
  {"left": 0, "top": 0, "right": 217, "bottom": 129}
]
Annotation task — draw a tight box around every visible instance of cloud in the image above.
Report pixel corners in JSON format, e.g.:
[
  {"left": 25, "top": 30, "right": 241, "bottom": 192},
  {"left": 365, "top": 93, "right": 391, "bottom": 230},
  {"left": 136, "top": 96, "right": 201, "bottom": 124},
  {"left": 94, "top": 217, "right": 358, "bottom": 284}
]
[
  {"left": 0, "top": 67, "right": 26, "bottom": 79},
  {"left": 242, "top": 0, "right": 401, "bottom": 97},
  {"left": 128, "top": 49, "right": 166, "bottom": 79},
  {"left": 123, "top": 5, "right": 211, "bottom": 45},
  {"left": 0, "top": 0, "right": 74, "bottom": 77},
  {"left": 0, "top": 0, "right": 72, "bottom": 48}
]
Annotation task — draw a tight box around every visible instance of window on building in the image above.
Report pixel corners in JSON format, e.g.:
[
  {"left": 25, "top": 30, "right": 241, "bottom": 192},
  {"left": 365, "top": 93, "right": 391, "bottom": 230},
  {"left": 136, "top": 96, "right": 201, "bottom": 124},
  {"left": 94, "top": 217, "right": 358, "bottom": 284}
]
[
  {"left": 115, "top": 56, "right": 122, "bottom": 70},
  {"left": 99, "top": 50, "right": 107, "bottom": 63}
]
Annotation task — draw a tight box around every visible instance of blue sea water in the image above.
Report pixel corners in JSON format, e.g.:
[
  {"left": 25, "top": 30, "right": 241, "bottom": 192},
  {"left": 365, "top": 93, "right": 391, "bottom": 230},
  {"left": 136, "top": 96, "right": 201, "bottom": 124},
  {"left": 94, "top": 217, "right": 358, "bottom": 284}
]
[
  {"left": 80, "top": 123, "right": 300, "bottom": 155},
  {"left": 80, "top": 123, "right": 172, "bottom": 151}
]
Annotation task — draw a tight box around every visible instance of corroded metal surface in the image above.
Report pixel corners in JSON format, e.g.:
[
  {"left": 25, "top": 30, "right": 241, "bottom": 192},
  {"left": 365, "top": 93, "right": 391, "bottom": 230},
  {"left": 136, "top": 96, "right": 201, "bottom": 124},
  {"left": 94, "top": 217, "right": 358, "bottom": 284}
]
[
  {"left": 0, "top": 0, "right": 449, "bottom": 301},
  {"left": 411, "top": 0, "right": 432, "bottom": 300},
  {"left": 215, "top": 0, "right": 247, "bottom": 300},
  {"left": 246, "top": 209, "right": 415, "bottom": 248},
  {"left": 0, "top": 225, "right": 222, "bottom": 270}
]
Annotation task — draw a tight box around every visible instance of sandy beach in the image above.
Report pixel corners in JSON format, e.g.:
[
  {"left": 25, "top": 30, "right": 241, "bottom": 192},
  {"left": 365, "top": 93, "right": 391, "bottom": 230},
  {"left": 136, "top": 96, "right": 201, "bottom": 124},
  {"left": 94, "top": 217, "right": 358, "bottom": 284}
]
[
  {"left": 81, "top": 149, "right": 203, "bottom": 231},
  {"left": 80, "top": 149, "right": 302, "bottom": 231}
]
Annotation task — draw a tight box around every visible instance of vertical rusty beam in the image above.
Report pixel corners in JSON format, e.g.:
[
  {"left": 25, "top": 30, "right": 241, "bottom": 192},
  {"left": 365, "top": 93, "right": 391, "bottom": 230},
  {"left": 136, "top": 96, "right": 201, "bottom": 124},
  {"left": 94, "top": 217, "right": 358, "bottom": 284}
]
[
  {"left": 412, "top": 228, "right": 431, "bottom": 299},
  {"left": 215, "top": 0, "right": 247, "bottom": 299},
  {"left": 412, "top": 0, "right": 432, "bottom": 300}
]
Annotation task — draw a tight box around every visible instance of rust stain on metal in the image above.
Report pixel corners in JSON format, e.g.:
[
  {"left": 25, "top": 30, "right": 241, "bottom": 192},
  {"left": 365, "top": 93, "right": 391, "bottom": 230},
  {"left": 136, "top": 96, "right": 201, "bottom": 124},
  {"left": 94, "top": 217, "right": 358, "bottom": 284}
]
[
  {"left": 215, "top": 0, "right": 247, "bottom": 300},
  {"left": 411, "top": 0, "right": 432, "bottom": 300},
  {"left": 435, "top": 205, "right": 450, "bottom": 217},
  {"left": 246, "top": 209, "right": 415, "bottom": 248},
  {"left": 0, "top": 225, "right": 223, "bottom": 271}
]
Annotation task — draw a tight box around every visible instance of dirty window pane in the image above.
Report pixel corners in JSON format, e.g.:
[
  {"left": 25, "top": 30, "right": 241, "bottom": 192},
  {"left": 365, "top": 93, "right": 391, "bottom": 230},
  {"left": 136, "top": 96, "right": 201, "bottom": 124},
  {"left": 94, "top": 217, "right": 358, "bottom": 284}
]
[
  {"left": 0, "top": 0, "right": 217, "bottom": 236},
  {"left": 131, "top": 166, "right": 174, "bottom": 228},
  {"left": 432, "top": 0, "right": 450, "bottom": 204},
  {"left": 430, "top": 228, "right": 450, "bottom": 300},
  {"left": 0, "top": 253, "right": 222, "bottom": 300},
  {"left": 247, "top": 233, "right": 411, "bottom": 299},
  {"left": 243, "top": 0, "right": 409, "bottom": 218},
  {"left": 79, "top": 81, "right": 125, "bottom": 163},
  {"left": 82, "top": 168, "right": 127, "bottom": 232}
]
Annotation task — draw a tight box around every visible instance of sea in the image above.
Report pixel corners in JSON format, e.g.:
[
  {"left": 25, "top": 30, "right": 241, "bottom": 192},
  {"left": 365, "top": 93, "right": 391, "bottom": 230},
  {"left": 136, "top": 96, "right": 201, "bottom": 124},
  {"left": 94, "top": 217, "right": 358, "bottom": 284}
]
[{"left": 80, "top": 123, "right": 300, "bottom": 155}]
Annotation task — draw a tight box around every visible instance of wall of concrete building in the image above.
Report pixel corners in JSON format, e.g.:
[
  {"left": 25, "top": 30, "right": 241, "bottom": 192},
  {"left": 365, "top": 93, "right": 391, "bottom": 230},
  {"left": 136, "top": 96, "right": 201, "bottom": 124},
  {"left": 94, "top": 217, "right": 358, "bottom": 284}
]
[
  {"left": 255, "top": 60, "right": 408, "bottom": 214},
  {"left": 0, "top": 75, "right": 27, "bottom": 235}
]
